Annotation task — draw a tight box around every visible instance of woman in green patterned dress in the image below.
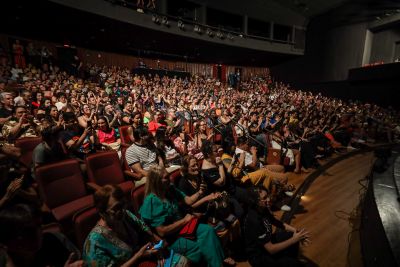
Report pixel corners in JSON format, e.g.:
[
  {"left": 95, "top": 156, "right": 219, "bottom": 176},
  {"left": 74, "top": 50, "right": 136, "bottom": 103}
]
[{"left": 83, "top": 185, "right": 188, "bottom": 267}]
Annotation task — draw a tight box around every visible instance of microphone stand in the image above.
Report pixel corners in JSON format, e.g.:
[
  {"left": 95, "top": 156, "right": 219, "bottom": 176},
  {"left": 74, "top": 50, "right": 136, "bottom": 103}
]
[
  {"left": 230, "top": 116, "right": 269, "bottom": 158},
  {"left": 196, "top": 113, "right": 224, "bottom": 135}
]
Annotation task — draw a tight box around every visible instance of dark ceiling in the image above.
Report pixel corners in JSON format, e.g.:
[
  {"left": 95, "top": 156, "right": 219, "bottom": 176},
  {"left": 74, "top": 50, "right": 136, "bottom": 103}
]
[{"left": 1, "top": 0, "right": 298, "bottom": 67}]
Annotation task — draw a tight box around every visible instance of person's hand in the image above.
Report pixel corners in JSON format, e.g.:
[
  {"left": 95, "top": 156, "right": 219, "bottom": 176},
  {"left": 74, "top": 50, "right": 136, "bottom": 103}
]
[
  {"left": 19, "top": 113, "right": 27, "bottom": 125},
  {"left": 215, "top": 157, "right": 222, "bottom": 165},
  {"left": 64, "top": 253, "right": 85, "bottom": 267},
  {"left": 292, "top": 228, "right": 310, "bottom": 243},
  {"left": 0, "top": 144, "right": 21, "bottom": 159},
  {"left": 199, "top": 182, "right": 207, "bottom": 195},
  {"left": 207, "top": 192, "right": 221, "bottom": 201},
  {"left": 250, "top": 146, "right": 257, "bottom": 155},
  {"left": 5, "top": 176, "right": 24, "bottom": 199},
  {"left": 183, "top": 213, "right": 194, "bottom": 224},
  {"left": 137, "top": 242, "right": 152, "bottom": 258},
  {"left": 83, "top": 126, "right": 92, "bottom": 136}
]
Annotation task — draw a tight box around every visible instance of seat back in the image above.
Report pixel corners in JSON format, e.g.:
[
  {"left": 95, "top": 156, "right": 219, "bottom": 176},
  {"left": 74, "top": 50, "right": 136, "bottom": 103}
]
[
  {"left": 86, "top": 151, "right": 125, "bottom": 186},
  {"left": 73, "top": 206, "right": 99, "bottom": 250},
  {"left": 15, "top": 137, "right": 42, "bottom": 167},
  {"left": 36, "top": 159, "right": 87, "bottom": 209},
  {"left": 131, "top": 184, "right": 145, "bottom": 214},
  {"left": 119, "top": 126, "right": 132, "bottom": 146},
  {"left": 169, "top": 170, "right": 181, "bottom": 185}
]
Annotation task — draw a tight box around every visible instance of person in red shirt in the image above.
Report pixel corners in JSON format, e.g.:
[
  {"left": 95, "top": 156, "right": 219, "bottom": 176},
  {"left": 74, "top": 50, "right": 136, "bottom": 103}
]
[{"left": 147, "top": 110, "right": 166, "bottom": 136}]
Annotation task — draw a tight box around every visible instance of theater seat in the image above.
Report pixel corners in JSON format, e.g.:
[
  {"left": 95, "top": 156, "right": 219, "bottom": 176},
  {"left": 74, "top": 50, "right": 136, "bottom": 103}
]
[
  {"left": 121, "top": 149, "right": 144, "bottom": 181},
  {"left": 119, "top": 125, "right": 132, "bottom": 147},
  {"left": 131, "top": 184, "right": 145, "bottom": 214},
  {"left": 73, "top": 206, "right": 99, "bottom": 250},
  {"left": 36, "top": 159, "right": 94, "bottom": 225},
  {"left": 15, "top": 137, "right": 42, "bottom": 167},
  {"left": 86, "top": 151, "right": 134, "bottom": 195},
  {"left": 169, "top": 169, "right": 181, "bottom": 185}
]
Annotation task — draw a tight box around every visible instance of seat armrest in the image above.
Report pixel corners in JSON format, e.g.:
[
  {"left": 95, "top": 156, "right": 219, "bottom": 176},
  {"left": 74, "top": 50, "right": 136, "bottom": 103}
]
[
  {"left": 124, "top": 170, "right": 143, "bottom": 181},
  {"left": 86, "top": 182, "right": 101, "bottom": 192}
]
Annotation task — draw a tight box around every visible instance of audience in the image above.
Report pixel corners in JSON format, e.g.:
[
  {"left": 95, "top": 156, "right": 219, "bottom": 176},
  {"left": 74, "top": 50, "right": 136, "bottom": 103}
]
[{"left": 0, "top": 39, "right": 399, "bottom": 267}]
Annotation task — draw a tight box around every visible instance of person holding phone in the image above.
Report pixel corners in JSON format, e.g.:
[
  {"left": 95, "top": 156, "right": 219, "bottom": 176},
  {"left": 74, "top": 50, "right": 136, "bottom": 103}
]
[
  {"left": 83, "top": 185, "right": 188, "bottom": 267},
  {"left": 1, "top": 106, "right": 39, "bottom": 141}
]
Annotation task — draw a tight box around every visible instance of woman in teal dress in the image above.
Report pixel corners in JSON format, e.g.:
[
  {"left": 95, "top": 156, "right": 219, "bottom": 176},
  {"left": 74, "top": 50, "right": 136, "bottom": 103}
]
[
  {"left": 139, "top": 165, "right": 229, "bottom": 267},
  {"left": 83, "top": 184, "right": 188, "bottom": 267}
]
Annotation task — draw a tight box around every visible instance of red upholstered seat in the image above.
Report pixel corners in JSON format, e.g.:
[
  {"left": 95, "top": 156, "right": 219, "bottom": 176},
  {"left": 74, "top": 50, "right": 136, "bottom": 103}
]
[
  {"left": 131, "top": 184, "right": 145, "bottom": 214},
  {"left": 169, "top": 169, "right": 181, "bottom": 185},
  {"left": 86, "top": 150, "right": 134, "bottom": 194},
  {"left": 119, "top": 125, "right": 132, "bottom": 146},
  {"left": 36, "top": 159, "right": 94, "bottom": 224},
  {"left": 73, "top": 206, "right": 99, "bottom": 250},
  {"left": 15, "top": 137, "right": 42, "bottom": 167}
]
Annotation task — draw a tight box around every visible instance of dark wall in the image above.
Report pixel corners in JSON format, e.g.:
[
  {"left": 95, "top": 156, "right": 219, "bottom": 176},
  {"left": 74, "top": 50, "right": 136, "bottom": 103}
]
[
  {"left": 370, "top": 28, "right": 400, "bottom": 63},
  {"left": 271, "top": 17, "right": 367, "bottom": 84}
]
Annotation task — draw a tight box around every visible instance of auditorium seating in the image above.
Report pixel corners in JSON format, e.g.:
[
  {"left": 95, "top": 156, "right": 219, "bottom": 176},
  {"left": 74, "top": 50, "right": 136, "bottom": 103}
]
[
  {"left": 35, "top": 159, "right": 94, "bottom": 228},
  {"left": 73, "top": 206, "right": 99, "bottom": 250},
  {"left": 15, "top": 137, "right": 42, "bottom": 167},
  {"left": 85, "top": 150, "right": 134, "bottom": 194}
]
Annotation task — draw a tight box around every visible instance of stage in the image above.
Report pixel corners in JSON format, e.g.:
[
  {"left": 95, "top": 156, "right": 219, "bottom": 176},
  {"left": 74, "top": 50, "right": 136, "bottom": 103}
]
[{"left": 361, "top": 147, "right": 400, "bottom": 267}]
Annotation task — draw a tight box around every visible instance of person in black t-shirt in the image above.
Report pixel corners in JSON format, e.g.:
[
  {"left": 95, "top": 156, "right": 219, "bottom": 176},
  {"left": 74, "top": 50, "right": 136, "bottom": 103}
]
[{"left": 244, "top": 187, "right": 310, "bottom": 267}]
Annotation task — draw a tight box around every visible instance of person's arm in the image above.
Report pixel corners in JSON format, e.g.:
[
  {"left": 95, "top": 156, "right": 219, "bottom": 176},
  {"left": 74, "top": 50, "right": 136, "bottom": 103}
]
[
  {"left": 0, "top": 116, "right": 11, "bottom": 125},
  {"left": 108, "top": 112, "right": 119, "bottom": 128},
  {"left": 264, "top": 229, "right": 309, "bottom": 255},
  {"left": 120, "top": 243, "right": 150, "bottom": 267},
  {"left": 248, "top": 146, "right": 258, "bottom": 169},
  {"left": 77, "top": 116, "right": 88, "bottom": 129},
  {"left": 130, "top": 162, "right": 148, "bottom": 177},
  {"left": 7, "top": 115, "right": 27, "bottom": 138},
  {"left": 65, "top": 127, "right": 91, "bottom": 151},
  {"left": 155, "top": 214, "right": 194, "bottom": 237},
  {"left": 220, "top": 116, "right": 231, "bottom": 125},
  {"left": 191, "top": 193, "right": 219, "bottom": 208},
  {"left": 0, "top": 177, "right": 23, "bottom": 209},
  {"left": 213, "top": 158, "right": 226, "bottom": 186}
]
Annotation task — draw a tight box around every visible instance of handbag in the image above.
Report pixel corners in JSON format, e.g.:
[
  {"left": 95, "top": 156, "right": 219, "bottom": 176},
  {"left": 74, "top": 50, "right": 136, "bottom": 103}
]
[
  {"left": 267, "top": 148, "right": 282, "bottom": 165},
  {"left": 178, "top": 217, "right": 199, "bottom": 240}
]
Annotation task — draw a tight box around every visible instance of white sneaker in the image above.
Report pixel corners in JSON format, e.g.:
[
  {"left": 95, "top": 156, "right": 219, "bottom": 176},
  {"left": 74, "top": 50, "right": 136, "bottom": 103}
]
[
  {"left": 285, "top": 191, "right": 294, "bottom": 197},
  {"left": 281, "top": 205, "right": 291, "bottom": 211}
]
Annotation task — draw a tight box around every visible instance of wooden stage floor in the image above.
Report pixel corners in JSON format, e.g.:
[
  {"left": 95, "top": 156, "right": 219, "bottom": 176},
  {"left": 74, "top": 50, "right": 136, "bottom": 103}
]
[{"left": 237, "top": 151, "right": 375, "bottom": 267}]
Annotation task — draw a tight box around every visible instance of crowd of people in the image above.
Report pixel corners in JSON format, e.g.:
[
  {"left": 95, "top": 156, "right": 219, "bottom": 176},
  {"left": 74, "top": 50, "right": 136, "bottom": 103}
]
[{"left": 0, "top": 44, "right": 399, "bottom": 267}]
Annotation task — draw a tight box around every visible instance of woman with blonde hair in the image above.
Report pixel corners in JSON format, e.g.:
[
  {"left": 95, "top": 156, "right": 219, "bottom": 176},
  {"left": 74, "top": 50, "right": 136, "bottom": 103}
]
[{"left": 140, "top": 165, "right": 233, "bottom": 267}]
